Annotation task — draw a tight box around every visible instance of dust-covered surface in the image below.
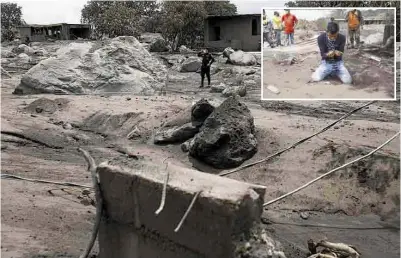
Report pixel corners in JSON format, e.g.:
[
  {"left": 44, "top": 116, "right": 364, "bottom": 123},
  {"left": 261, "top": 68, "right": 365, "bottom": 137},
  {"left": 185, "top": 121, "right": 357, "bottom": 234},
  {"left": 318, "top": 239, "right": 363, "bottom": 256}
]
[
  {"left": 263, "top": 24, "right": 397, "bottom": 100},
  {"left": 1, "top": 39, "right": 400, "bottom": 258}
]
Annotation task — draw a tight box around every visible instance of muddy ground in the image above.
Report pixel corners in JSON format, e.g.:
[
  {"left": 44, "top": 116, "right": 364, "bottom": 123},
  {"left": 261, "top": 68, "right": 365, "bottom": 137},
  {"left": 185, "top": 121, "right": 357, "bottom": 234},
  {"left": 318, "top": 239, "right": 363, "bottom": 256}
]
[
  {"left": 1, "top": 40, "right": 400, "bottom": 258},
  {"left": 263, "top": 25, "right": 397, "bottom": 100}
]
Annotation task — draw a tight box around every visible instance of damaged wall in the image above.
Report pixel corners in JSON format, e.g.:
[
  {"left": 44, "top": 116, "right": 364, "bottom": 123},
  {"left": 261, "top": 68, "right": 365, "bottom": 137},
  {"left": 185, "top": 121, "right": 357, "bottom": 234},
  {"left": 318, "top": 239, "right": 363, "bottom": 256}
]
[
  {"left": 97, "top": 157, "right": 266, "bottom": 258},
  {"left": 205, "top": 15, "right": 261, "bottom": 51}
]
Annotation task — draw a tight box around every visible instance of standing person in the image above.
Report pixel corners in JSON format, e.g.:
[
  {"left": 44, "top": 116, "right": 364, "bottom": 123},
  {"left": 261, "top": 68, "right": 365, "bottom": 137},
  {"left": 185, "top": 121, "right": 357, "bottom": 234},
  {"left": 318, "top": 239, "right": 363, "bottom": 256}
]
[
  {"left": 345, "top": 9, "right": 363, "bottom": 48},
  {"left": 311, "top": 22, "right": 352, "bottom": 84},
  {"left": 272, "top": 11, "right": 283, "bottom": 46},
  {"left": 281, "top": 9, "right": 298, "bottom": 46},
  {"left": 197, "top": 49, "right": 215, "bottom": 88}
]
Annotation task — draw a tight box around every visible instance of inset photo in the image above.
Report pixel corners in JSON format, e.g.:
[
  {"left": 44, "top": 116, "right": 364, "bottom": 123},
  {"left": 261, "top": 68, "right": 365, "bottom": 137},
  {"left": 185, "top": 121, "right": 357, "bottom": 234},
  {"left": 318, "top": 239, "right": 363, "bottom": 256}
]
[{"left": 262, "top": 7, "right": 396, "bottom": 100}]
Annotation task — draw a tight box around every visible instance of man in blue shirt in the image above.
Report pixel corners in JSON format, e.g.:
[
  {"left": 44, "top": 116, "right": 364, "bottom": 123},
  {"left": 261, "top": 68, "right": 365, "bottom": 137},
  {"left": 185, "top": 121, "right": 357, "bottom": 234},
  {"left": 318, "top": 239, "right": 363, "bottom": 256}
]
[{"left": 311, "top": 22, "right": 352, "bottom": 84}]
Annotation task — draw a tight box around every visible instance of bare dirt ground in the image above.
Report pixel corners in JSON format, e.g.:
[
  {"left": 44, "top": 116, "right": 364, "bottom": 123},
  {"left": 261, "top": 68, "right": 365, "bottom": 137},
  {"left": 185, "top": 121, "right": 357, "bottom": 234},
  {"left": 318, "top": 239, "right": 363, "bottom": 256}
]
[
  {"left": 263, "top": 25, "right": 396, "bottom": 100},
  {"left": 1, "top": 40, "right": 400, "bottom": 258}
]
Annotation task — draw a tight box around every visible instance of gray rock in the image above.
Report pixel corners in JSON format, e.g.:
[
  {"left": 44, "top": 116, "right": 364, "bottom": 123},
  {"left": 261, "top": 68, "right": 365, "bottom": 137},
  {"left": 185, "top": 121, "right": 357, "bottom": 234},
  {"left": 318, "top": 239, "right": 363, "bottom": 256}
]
[
  {"left": 149, "top": 38, "right": 169, "bottom": 52},
  {"left": 210, "top": 83, "right": 227, "bottom": 93},
  {"left": 1, "top": 50, "right": 16, "bottom": 58},
  {"left": 227, "top": 51, "right": 257, "bottom": 66},
  {"left": 179, "top": 45, "right": 193, "bottom": 53},
  {"left": 222, "top": 86, "right": 247, "bottom": 97},
  {"left": 191, "top": 98, "right": 214, "bottom": 127},
  {"left": 180, "top": 57, "right": 201, "bottom": 72},
  {"left": 223, "top": 47, "right": 235, "bottom": 58},
  {"left": 154, "top": 123, "right": 199, "bottom": 144},
  {"left": 181, "top": 138, "right": 194, "bottom": 152},
  {"left": 15, "top": 36, "right": 167, "bottom": 95},
  {"left": 188, "top": 96, "right": 257, "bottom": 168}
]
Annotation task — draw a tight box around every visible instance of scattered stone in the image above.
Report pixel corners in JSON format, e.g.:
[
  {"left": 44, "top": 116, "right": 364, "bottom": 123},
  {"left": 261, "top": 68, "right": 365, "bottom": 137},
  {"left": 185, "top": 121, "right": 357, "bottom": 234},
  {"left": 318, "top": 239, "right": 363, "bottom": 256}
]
[
  {"left": 1, "top": 50, "right": 16, "bottom": 58},
  {"left": 15, "top": 36, "right": 167, "bottom": 95},
  {"left": 222, "top": 47, "right": 235, "bottom": 58},
  {"left": 227, "top": 51, "right": 257, "bottom": 66},
  {"left": 154, "top": 123, "right": 199, "bottom": 144},
  {"left": 179, "top": 45, "right": 193, "bottom": 53},
  {"left": 210, "top": 83, "right": 227, "bottom": 93},
  {"left": 265, "top": 85, "right": 280, "bottom": 95},
  {"left": 300, "top": 211, "right": 309, "bottom": 220},
  {"left": 149, "top": 38, "right": 169, "bottom": 52},
  {"left": 14, "top": 44, "right": 34, "bottom": 55},
  {"left": 189, "top": 96, "right": 257, "bottom": 168},
  {"left": 222, "top": 86, "right": 247, "bottom": 97},
  {"left": 181, "top": 138, "right": 193, "bottom": 152},
  {"left": 180, "top": 57, "right": 201, "bottom": 72},
  {"left": 63, "top": 123, "right": 72, "bottom": 130},
  {"left": 191, "top": 98, "right": 215, "bottom": 127},
  {"left": 126, "top": 97, "right": 131, "bottom": 101},
  {"left": 33, "top": 48, "right": 48, "bottom": 56}
]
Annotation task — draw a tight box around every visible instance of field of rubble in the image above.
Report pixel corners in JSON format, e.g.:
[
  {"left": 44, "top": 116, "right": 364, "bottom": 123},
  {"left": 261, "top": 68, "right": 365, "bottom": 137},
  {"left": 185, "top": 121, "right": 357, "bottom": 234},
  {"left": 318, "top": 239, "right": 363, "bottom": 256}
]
[{"left": 1, "top": 35, "right": 400, "bottom": 258}]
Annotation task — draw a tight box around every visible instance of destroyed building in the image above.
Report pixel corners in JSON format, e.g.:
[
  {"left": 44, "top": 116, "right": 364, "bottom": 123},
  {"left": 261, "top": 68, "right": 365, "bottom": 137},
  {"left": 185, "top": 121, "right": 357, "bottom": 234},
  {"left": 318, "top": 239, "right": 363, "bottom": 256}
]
[
  {"left": 204, "top": 14, "right": 261, "bottom": 51},
  {"left": 17, "top": 23, "right": 91, "bottom": 41}
]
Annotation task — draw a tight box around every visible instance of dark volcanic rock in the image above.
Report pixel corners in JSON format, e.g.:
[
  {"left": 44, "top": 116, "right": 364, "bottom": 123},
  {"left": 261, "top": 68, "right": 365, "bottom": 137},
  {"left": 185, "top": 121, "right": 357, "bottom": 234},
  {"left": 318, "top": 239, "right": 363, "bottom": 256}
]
[
  {"left": 191, "top": 98, "right": 215, "bottom": 127},
  {"left": 188, "top": 96, "right": 257, "bottom": 168}
]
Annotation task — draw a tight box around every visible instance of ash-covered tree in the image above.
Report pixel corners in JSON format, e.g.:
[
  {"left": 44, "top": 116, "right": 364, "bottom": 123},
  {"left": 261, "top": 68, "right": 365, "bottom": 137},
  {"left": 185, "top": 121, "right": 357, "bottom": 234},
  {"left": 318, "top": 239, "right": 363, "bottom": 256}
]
[
  {"left": 204, "top": 1, "right": 237, "bottom": 16},
  {"left": 285, "top": 0, "right": 400, "bottom": 41},
  {"left": 160, "top": 1, "right": 237, "bottom": 51},
  {"left": 1, "top": 2, "right": 23, "bottom": 42},
  {"left": 81, "top": 1, "right": 160, "bottom": 38}
]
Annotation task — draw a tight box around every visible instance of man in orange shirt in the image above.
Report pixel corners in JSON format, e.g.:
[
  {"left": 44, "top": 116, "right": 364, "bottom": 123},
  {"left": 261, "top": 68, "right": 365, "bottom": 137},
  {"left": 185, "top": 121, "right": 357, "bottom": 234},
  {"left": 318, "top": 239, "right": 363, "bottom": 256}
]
[
  {"left": 281, "top": 9, "right": 298, "bottom": 46},
  {"left": 345, "top": 9, "right": 363, "bottom": 48}
]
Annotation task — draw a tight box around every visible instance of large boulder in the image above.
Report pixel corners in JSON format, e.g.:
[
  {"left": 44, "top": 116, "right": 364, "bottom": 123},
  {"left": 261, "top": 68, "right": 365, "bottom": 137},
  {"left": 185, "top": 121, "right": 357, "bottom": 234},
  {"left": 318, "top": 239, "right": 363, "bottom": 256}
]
[
  {"left": 188, "top": 96, "right": 257, "bottom": 168},
  {"left": 140, "top": 33, "right": 169, "bottom": 52},
  {"left": 227, "top": 51, "right": 257, "bottom": 66},
  {"left": 180, "top": 57, "right": 201, "bottom": 73},
  {"left": 14, "top": 36, "right": 167, "bottom": 95},
  {"left": 149, "top": 39, "right": 169, "bottom": 52}
]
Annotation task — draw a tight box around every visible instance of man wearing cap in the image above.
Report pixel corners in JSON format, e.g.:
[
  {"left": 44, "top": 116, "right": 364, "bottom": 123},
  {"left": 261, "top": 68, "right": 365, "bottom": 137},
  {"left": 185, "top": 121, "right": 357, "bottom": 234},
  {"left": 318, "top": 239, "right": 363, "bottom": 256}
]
[
  {"left": 345, "top": 9, "right": 363, "bottom": 48},
  {"left": 311, "top": 22, "right": 352, "bottom": 84},
  {"left": 281, "top": 9, "right": 298, "bottom": 46},
  {"left": 197, "top": 49, "right": 215, "bottom": 88}
]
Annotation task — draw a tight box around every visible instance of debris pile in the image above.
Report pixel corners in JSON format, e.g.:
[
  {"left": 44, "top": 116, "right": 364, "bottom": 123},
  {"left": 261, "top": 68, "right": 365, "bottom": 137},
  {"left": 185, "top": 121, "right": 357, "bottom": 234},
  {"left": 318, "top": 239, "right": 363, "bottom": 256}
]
[
  {"left": 154, "top": 97, "right": 257, "bottom": 169},
  {"left": 14, "top": 36, "right": 167, "bottom": 95},
  {"left": 307, "top": 239, "right": 360, "bottom": 258}
]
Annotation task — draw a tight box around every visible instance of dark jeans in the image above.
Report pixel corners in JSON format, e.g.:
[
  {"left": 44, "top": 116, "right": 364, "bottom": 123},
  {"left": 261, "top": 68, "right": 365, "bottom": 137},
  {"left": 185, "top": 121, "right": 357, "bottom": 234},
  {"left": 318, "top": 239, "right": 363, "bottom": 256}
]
[{"left": 200, "top": 66, "right": 210, "bottom": 87}]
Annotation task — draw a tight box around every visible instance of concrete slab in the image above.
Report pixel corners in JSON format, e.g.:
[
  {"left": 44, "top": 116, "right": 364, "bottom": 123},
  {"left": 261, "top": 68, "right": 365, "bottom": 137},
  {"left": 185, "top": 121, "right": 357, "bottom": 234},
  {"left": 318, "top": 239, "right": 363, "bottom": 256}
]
[{"left": 98, "top": 156, "right": 266, "bottom": 258}]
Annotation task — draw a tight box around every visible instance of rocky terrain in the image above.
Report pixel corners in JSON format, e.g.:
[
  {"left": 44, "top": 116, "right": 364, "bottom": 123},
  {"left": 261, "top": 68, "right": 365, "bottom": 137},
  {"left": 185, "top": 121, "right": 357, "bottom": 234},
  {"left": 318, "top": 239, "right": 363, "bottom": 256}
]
[{"left": 1, "top": 36, "right": 400, "bottom": 258}]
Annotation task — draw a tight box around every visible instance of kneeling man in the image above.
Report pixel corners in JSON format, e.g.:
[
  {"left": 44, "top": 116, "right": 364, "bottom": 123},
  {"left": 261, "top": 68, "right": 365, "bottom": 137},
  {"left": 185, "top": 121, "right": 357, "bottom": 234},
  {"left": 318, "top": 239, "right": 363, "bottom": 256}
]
[{"left": 311, "top": 22, "right": 352, "bottom": 84}]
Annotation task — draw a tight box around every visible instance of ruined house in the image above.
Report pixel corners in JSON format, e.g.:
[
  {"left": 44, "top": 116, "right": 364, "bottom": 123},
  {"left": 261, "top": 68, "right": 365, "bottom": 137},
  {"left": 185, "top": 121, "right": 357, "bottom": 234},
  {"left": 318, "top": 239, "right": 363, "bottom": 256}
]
[
  {"left": 17, "top": 23, "right": 91, "bottom": 42},
  {"left": 204, "top": 14, "right": 261, "bottom": 51}
]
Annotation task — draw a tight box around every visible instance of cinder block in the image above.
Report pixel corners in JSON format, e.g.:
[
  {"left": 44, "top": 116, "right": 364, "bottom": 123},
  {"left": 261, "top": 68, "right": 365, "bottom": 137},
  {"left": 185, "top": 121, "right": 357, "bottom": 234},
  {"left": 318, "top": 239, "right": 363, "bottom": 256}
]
[{"left": 98, "top": 156, "right": 266, "bottom": 258}]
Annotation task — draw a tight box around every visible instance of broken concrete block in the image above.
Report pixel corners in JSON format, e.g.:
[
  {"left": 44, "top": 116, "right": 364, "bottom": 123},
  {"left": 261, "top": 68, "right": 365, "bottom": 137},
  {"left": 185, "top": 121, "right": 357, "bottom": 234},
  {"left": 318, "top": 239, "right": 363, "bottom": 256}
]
[{"left": 97, "top": 157, "right": 266, "bottom": 258}]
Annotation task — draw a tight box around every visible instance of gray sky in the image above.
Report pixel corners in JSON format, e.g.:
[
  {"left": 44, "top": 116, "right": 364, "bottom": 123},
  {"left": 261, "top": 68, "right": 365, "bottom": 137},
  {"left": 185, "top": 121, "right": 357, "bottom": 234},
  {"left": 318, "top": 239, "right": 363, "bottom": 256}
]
[{"left": 3, "top": 0, "right": 393, "bottom": 24}]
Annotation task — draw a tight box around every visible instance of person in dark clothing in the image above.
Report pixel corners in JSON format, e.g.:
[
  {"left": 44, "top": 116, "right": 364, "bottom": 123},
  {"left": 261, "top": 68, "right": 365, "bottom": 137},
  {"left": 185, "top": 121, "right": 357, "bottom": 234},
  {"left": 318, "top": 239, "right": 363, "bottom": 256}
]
[
  {"left": 311, "top": 22, "right": 352, "bottom": 84},
  {"left": 25, "top": 36, "right": 31, "bottom": 46},
  {"left": 197, "top": 49, "right": 215, "bottom": 88}
]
